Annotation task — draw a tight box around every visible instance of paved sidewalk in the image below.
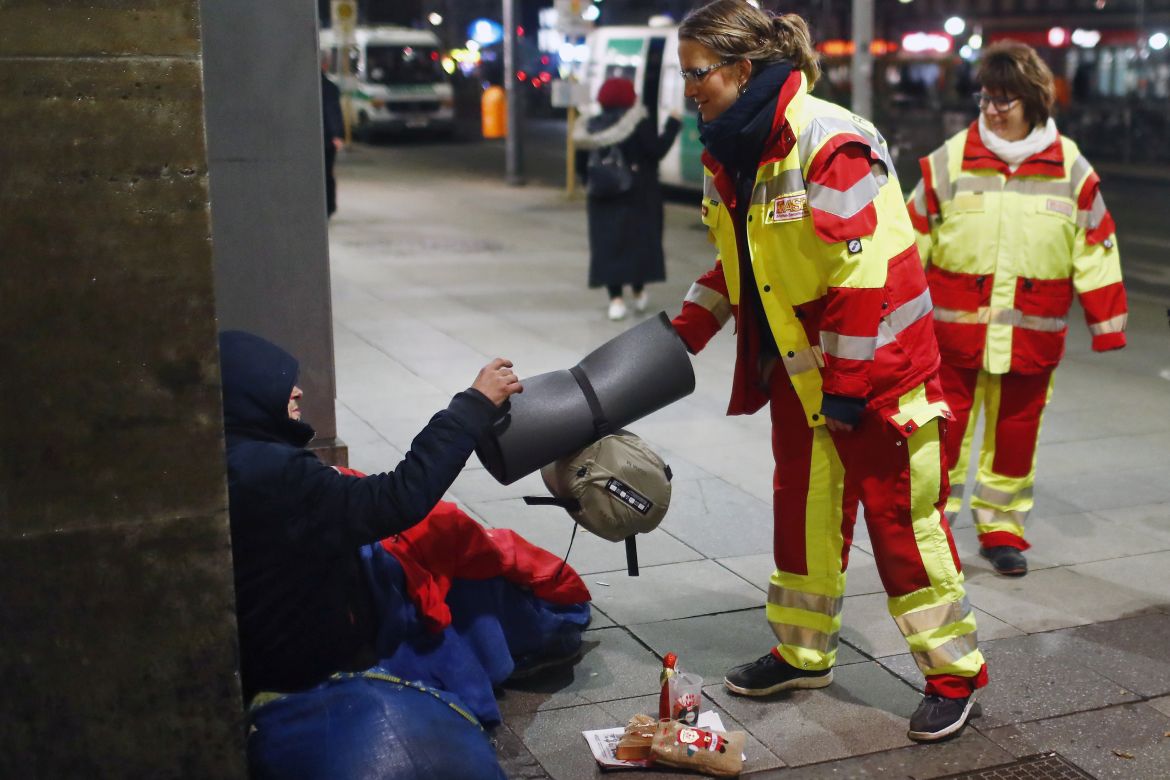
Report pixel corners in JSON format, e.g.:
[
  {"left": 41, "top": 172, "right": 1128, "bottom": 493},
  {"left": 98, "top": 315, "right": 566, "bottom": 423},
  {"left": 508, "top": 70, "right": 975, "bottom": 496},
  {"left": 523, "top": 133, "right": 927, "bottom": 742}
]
[{"left": 329, "top": 145, "right": 1170, "bottom": 779}]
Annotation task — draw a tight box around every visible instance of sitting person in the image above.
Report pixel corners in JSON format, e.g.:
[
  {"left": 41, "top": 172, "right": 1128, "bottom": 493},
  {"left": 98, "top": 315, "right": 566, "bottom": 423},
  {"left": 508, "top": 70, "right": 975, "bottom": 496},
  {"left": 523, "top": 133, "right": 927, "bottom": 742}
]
[{"left": 219, "top": 331, "right": 590, "bottom": 779}]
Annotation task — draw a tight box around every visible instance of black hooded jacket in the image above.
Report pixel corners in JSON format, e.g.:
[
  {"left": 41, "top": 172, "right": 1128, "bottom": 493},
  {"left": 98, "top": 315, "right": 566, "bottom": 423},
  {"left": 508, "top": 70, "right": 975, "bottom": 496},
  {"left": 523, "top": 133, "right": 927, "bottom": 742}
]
[{"left": 218, "top": 331, "right": 498, "bottom": 699}]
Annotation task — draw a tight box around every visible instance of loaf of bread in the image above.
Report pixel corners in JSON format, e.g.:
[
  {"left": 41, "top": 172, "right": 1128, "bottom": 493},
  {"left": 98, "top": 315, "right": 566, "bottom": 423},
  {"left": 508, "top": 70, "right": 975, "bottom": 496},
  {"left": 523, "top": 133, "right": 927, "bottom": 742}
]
[{"left": 614, "top": 713, "right": 658, "bottom": 761}]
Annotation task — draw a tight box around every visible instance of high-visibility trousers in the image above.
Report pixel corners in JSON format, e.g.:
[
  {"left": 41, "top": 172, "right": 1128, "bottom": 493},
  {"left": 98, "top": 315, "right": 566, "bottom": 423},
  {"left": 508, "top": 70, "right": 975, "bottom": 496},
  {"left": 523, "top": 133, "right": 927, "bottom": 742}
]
[
  {"left": 766, "top": 369, "right": 987, "bottom": 697},
  {"left": 939, "top": 363, "right": 1056, "bottom": 551}
]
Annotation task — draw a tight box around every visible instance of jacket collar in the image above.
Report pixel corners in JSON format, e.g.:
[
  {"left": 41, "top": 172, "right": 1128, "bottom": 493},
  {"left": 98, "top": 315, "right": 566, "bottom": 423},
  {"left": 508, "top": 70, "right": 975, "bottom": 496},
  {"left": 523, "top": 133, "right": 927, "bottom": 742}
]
[
  {"left": 701, "top": 69, "right": 804, "bottom": 209},
  {"left": 961, "top": 120, "right": 1064, "bottom": 178}
]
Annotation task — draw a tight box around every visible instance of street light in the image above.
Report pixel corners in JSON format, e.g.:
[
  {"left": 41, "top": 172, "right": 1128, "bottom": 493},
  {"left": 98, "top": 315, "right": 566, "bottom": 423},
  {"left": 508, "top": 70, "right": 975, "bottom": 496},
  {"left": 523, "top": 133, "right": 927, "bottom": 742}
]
[
  {"left": 944, "top": 17, "right": 965, "bottom": 36},
  {"left": 427, "top": 12, "right": 443, "bottom": 26},
  {"left": 1150, "top": 32, "right": 1169, "bottom": 51}
]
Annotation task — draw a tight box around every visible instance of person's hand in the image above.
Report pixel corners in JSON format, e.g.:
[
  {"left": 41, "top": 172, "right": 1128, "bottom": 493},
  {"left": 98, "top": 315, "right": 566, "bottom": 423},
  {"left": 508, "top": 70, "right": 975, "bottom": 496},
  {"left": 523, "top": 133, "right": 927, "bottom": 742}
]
[
  {"left": 669, "top": 110, "right": 682, "bottom": 121},
  {"left": 332, "top": 137, "right": 345, "bottom": 151},
  {"left": 824, "top": 416, "right": 854, "bottom": 433},
  {"left": 472, "top": 358, "right": 523, "bottom": 406}
]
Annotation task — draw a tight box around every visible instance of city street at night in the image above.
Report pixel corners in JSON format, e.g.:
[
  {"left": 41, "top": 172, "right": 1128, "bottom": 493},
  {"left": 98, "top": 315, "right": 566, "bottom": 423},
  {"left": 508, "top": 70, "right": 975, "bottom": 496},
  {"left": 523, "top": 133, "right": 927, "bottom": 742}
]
[{"left": 325, "top": 129, "right": 1170, "bottom": 778}]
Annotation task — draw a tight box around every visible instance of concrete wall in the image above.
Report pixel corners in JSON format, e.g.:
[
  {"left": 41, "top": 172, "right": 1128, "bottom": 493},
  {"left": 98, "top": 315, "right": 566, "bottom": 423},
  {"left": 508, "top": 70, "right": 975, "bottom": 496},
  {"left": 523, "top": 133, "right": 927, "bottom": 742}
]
[
  {"left": 0, "top": 1, "right": 246, "bottom": 776},
  {"left": 200, "top": 0, "right": 345, "bottom": 463}
]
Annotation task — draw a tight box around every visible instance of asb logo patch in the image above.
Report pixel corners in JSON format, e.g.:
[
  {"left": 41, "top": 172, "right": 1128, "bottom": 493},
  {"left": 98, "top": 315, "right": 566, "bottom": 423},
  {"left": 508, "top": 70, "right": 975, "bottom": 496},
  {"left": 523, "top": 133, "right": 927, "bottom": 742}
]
[
  {"left": 847, "top": 239, "right": 863, "bottom": 254},
  {"left": 765, "top": 192, "right": 808, "bottom": 224}
]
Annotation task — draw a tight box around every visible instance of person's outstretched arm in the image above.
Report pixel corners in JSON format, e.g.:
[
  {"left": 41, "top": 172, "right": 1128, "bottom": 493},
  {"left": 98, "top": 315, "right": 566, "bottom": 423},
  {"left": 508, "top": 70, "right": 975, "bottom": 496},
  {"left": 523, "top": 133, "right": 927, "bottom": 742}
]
[{"left": 282, "top": 359, "right": 522, "bottom": 551}]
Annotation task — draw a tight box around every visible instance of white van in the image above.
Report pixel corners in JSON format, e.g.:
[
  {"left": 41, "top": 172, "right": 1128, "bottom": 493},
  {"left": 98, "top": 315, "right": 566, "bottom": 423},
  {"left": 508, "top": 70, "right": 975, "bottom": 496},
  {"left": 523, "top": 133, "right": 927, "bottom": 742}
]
[
  {"left": 577, "top": 24, "right": 704, "bottom": 190},
  {"left": 319, "top": 26, "right": 455, "bottom": 138}
]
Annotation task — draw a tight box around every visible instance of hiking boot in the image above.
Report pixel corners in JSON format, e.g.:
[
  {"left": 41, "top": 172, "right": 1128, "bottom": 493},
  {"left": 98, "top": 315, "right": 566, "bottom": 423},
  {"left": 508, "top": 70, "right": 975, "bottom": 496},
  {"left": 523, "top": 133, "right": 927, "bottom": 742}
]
[
  {"left": 607, "top": 298, "right": 627, "bottom": 321},
  {"left": 723, "top": 653, "right": 833, "bottom": 696},
  {"left": 907, "top": 693, "right": 977, "bottom": 742},
  {"left": 979, "top": 545, "right": 1027, "bottom": 576}
]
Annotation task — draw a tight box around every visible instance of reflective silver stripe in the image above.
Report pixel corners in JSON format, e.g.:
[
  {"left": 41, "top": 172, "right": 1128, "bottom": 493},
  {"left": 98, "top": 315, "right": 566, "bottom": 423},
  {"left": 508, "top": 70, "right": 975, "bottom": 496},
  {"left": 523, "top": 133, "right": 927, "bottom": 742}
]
[
  {"left": 933, "top": 306, "right": 1065, "bottom": 332},
  {"left": 1076, "top": 191, "right": 1108, "bottom": 230},
  {"left": 950, "top": 483, "right": 965, "bottom": 499},
  {"left": 876, "top": 288, "right": 933, "bottom": 349},
  {"left": 912, "top": 632, "right": 979, "bottom": 671},
  {"left": 974, "top": 482, "right": 1033, "bottom": 505},
  {"left": 1089, "top": 313, "right": 1127, "bottom": 335},
  {"left": 954, "top": 176, "right": 1002, "bottom": 194},
  {"left": 821, "top": 331, "right": 877, "bottom": 361},
  {"left": 771, "top": 622, "right": 840, "bottom": 654},
  {"left": 797, "top": 116, "right": 894, "bottom": 174},
  {"left": 1003, "top": 179, "right": 1074, "bottom": 197},
  {"left": 768, "top": 584, "right": 843, "bottom": 617},
  {"left": 684, "top": 282, "right": 732, "bottom": 325},
  {"left": 751, "top": 169, "right": 806, "bottom": 204},
  {"left": 1069, "top": 154, "right": 1092, "bottom": 188},
  {"left": 911, "top": 180, "right": 927, "bottom": 214},
  {"left": 781, "top": 345, "right": 824, "bottom": 376},
  {"left": 973, "top": 506, "right": 1029, "bottom": 527},
  {"left": 703, "top": 175, "right": 720, "bottom": 204},
  {"left": 807, "top": 174, "right": 881, "bottom": 219},
  {"left": 929, "top": 147, "right": 952, "bottom": 203},
  {"left": 895, "top": 598, "right": 971, "bottom": 637}
]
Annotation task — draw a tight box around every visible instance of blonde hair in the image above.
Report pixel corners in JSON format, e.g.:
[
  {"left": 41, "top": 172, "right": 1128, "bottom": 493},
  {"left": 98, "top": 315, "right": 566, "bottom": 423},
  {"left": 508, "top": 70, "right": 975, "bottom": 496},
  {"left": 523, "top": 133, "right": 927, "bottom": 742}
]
[
  {"left": 679, "top": 0, "right": 820, "bottom": 88},
  {"left": 977, "top": 40, "right": 1055, "bottom": 127}
]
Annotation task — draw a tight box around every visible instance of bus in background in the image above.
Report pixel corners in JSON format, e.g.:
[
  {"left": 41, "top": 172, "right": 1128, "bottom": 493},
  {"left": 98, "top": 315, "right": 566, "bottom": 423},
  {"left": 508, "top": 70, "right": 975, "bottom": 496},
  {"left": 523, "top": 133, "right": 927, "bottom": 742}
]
[{"left": 319, "top": 26, "right": 455, "bottom": 139}]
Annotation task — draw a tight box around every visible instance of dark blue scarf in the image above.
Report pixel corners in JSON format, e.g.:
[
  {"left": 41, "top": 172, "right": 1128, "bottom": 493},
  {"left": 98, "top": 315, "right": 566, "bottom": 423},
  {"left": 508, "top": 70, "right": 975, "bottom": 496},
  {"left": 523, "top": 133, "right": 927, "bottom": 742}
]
[{"left": 698, "top": 61, "right": 793, "bottom": 183}]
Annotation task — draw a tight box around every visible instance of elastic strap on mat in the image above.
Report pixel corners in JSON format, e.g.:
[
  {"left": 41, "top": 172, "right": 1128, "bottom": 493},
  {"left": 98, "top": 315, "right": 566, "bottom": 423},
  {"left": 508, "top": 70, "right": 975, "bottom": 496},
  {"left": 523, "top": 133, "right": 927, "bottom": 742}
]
[
  {"left": 625, "top": 535, "right": 639, "bottom": 576},
  {"left": 569, "top": 365, "right": 611, "bottom": 439}
]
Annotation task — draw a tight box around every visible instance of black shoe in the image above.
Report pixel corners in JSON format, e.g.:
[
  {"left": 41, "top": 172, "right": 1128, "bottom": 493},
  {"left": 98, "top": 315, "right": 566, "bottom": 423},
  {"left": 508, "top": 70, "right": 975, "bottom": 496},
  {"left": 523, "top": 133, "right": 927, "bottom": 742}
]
[
  {"left": 723, "top": 653, "right": 833, "bottom": 696},
  {"left": 979, "top": 545, "right": 1028, "bottom": 576},
  {"left": 907, "top": 693, "right": 977, "bottom": 742}
]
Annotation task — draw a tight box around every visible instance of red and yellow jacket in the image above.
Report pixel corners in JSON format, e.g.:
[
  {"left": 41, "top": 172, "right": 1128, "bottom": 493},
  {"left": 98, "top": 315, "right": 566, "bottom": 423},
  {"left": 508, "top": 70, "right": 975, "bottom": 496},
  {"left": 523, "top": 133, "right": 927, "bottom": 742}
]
[
  {"left": 673, "top": 71, "right": 945, "bottom": 431},
  {"left": 907, "top": 122, "right": 1127, "bottom": 374}
]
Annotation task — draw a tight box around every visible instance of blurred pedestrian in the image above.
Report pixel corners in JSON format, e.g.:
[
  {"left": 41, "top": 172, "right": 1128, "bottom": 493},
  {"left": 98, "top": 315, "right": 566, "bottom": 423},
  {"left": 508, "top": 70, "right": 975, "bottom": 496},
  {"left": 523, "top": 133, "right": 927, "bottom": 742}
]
[
  {"left": 574, "top": 77, "right": 682, "bottom": 320},
  {"left": 907, "top": 40, "right": 1127, "bottom": 577},
  {"left": 322, "top": 69, "right": 344, "bottom": 218},
  {"left": 669, "top": 0, "right": 986, "bottom": 742}
]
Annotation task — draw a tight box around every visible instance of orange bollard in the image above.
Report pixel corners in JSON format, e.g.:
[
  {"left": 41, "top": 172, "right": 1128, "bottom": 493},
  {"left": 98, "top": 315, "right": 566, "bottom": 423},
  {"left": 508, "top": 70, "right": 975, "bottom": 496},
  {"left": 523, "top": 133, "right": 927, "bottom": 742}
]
[{"left": 481, "top": 85, "right": 507, "bottom": 139}]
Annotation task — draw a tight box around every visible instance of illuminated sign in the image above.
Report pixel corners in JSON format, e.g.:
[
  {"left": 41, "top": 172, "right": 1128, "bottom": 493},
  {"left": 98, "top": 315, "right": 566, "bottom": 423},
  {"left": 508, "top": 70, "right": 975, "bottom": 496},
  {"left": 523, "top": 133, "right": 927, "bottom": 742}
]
[{"left": 901, "top": 32, "right": 953, "bottom": 54}]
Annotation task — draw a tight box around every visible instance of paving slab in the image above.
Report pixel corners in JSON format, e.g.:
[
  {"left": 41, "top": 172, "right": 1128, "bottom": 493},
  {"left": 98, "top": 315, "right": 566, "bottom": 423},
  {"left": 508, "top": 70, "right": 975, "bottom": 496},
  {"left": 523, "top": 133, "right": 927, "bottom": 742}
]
[
  {"left": 656, "top": 477, "right": 774, "bottom": 559},
  {"left": 626, "top": 609, "right": 866, "bottom": 686},
  {"left": 579, "top": 559, "right": 767, "bottom": 625},
  {"left": 745, "top": 730, "right": 1015, "bottom": 779},
  {"left": 959, "top": 562, "right": 1165, "bottom": 634},
  {"left": 879, "top": 630, "right": 1141, "bottom": 728},
  {"left": 982, "top": 702, "right": 1170, "bottom": 779},
  {"left": 1053, "top": 613, "right": 1170, "bottom": 698},
  {"left": 496, "top": 627, "right": 662, "bottom": 717},
  {"left": 706, "top": 661, "right": 924, "bottom": 766}
]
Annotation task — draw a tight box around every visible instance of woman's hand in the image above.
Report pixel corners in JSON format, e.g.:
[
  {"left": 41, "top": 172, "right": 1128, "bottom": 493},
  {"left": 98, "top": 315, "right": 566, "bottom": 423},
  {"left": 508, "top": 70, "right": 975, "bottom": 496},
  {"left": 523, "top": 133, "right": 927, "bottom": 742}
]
[{"left": 472, "top": 358, "right": 523, "bottom": 406}]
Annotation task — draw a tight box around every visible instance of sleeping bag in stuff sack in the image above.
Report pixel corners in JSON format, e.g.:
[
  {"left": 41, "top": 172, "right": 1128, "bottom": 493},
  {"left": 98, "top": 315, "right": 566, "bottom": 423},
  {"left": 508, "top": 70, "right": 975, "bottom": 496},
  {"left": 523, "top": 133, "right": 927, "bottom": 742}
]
[
  {"left": 476, "top": 312, "right": 694, "bottom": 485},
  {"left": 247, "top": 670, "right": 507, "bottom": 780}
]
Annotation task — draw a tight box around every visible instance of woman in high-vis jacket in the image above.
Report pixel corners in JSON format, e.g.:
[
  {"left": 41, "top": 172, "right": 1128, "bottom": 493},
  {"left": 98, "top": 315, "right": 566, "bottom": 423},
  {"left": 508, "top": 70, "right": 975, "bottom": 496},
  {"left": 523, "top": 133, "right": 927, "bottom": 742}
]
[
  {"left": 671, "top": 0, "right": 986, "bottom": 742},
  {"left": 908, "top": 41, "right": 1126, "bottom": 578}
]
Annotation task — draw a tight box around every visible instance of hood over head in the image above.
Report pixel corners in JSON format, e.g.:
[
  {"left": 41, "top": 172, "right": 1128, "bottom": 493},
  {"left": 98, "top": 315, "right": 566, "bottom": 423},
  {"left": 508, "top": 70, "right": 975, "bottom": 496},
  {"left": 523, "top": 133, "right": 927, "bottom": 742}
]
[{"left": 219, "top": 330, "right": 315, "bottom": 447}]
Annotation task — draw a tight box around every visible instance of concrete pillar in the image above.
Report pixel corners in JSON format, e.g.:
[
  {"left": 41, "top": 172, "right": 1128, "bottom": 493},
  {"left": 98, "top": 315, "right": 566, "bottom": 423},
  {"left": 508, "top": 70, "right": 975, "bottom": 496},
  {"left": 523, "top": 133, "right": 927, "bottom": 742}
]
[
  {"left": 199, "top": 0, "right": 347, "bottom": 466},
  {"left": 0, "top": 1, "right": 246, "bottom": 775}
]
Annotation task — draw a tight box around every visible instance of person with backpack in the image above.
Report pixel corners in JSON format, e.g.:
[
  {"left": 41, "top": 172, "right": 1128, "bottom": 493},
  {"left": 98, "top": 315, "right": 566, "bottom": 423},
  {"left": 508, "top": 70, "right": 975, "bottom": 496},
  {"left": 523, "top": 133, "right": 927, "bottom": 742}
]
[{"left": 574, "top": 77, "right": 682, "bottom": 320}]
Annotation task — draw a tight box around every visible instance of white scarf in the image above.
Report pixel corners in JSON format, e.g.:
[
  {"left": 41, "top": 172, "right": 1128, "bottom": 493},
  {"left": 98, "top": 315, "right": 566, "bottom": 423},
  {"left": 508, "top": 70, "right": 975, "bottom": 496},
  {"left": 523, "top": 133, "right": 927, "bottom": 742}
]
[{"left": 978, "top": 115, "right": 1058, "bottom": 171}]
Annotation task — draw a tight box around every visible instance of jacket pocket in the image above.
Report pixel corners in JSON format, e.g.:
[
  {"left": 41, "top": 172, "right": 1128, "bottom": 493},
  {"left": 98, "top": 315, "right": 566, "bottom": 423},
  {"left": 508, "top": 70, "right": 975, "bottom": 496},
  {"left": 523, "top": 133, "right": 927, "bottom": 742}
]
[
  {"left": 927, "top": 266, "right": 990, "bottom": 368},
  {"left": 1010, "top": 276, "right": 1072, "bottom": 372}
]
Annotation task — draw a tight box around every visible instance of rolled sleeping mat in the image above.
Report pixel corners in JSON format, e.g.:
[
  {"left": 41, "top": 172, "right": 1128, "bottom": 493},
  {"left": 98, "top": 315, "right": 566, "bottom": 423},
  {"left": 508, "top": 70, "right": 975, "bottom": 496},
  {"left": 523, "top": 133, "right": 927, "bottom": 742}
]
[{"left": 476, "top": 312, "right": 695, "bottom": 485}]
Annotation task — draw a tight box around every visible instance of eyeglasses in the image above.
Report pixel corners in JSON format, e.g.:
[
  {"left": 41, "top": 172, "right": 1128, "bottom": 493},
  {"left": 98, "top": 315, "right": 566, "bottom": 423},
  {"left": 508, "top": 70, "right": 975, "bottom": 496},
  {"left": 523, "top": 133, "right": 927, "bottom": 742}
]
[
  {"left": 972, "top": 92, "right": 1020, "bottom": 112},
  {"left": 679, "top": 59, "right": 734, "bottom": 83}
]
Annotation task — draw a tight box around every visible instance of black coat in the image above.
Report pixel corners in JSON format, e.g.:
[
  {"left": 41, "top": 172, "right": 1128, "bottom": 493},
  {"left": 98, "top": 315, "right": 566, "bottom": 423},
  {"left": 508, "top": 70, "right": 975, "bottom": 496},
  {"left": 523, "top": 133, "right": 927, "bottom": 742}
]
[
  {"left": 218, "top": 331, "right": 497, "bottom": 699},
  {"left": 575, "top": 106, "right": 682, "bottom": 288}
]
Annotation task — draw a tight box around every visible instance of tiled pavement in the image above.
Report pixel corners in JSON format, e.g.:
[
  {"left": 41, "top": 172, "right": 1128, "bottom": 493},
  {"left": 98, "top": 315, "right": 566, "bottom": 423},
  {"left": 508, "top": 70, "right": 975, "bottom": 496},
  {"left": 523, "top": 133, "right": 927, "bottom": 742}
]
[{"left": 329, "top": 146, "right": 1170, "bottom": 778}]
